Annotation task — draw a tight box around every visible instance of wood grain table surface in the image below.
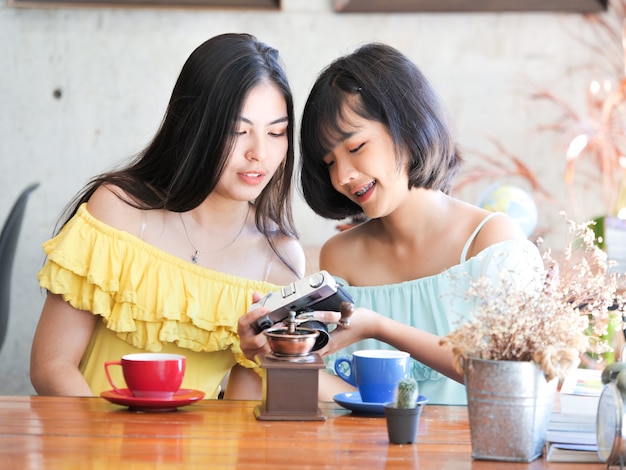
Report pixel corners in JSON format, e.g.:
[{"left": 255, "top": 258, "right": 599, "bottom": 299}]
[{"left": 0, "top": 395, "right": 605, "bottom": 469}]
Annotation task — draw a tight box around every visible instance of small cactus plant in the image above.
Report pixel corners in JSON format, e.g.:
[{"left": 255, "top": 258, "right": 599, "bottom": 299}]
[{"left": 394, "top": 377, "right": 418, "bottom": 409}]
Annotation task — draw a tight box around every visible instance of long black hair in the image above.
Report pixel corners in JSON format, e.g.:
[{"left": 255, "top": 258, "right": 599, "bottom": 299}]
[
  {"left": 58, "top": 33, "right": 299, "bottom": 273},
  {"left": 299, "top": 42, "right": 462, "bottom": 220}
]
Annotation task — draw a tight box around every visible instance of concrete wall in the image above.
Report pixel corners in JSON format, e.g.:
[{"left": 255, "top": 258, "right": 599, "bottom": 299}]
[{"left": 0, "top": 0, "right": 616, "bottom": 394}]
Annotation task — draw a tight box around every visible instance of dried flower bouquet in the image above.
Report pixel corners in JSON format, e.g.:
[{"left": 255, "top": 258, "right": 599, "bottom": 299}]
[{"left": 440, "top": 214, "right": 625, "bottom": 382}]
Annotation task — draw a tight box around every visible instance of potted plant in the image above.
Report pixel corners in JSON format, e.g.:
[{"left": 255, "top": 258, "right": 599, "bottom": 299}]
[
  {"left": 440, "top": 215, "right": 624, "bottom": 462},
  {"left": 383, "top": 377, "right": 428, "bottom": 445}
]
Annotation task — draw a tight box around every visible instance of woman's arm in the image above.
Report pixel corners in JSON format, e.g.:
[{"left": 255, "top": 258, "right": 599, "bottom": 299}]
[
  {"left": 30, "top": 293, "right": 98, "bottom": 396},
  {"left": 315, "top": 307, "right": 463, "bottom": 383},
  {"left": 318, "top": 370, "right": 356, "bottom": 402},
  {"left": 223, "top": 364, "right": 262, "bottom": 400}
]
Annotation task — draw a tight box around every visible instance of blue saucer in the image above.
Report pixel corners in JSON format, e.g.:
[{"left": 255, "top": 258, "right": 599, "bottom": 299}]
[{"left": 333, "top": 392, "right": 429, "bottom": 416}]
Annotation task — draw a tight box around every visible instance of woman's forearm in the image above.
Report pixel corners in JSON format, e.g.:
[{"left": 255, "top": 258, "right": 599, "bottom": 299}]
[{"left": 375, "top": 315, "right": 464, "bottom": 383}]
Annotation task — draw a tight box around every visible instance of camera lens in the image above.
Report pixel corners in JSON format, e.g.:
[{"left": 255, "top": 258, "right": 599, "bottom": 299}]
[
  {"left": 299, "top": 320, "right": 329, "bottom": 351},
  {"left": 255, "top": 315, "right": 274, "bottom": 333}
]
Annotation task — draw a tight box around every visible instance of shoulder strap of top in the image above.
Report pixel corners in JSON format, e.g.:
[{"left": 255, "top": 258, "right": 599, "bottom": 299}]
[
  {"left": 262, "top": 256, "right": 274, "bottom": 282},
  {"left": 460, "top": 212, "right": 504, "bottom": 263},
  {"left": 139, "top": 210, "right": 147, "bottom": 241}
]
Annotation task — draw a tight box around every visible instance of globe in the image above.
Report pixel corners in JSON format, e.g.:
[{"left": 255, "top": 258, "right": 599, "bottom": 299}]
[{"left": 478, "top": 184, "right": 538, "bottom": 237}]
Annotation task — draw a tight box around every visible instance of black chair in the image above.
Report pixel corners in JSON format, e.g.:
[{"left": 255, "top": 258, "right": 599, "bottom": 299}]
[{"left": 0, "top": 182, "right": 40, "bottom": 353}]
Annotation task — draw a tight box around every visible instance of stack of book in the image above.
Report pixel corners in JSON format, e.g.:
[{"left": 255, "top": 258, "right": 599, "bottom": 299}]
[
  {"left": 544, "top": 368, "right": 603, "bottom": 463},
  {"left": 558, "top": 367, "right": 603, "bottom": 416}
]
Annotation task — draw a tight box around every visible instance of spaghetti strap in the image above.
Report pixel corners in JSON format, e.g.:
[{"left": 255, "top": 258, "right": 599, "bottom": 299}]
[
  {"left": 139, "top": 212, "right": 147, "bottom": 241},
  {"left": 459, "top": 212, "right": 504, "bottom": 263},
  {"left": 262, "top": 254, "right": 274, "bottom": 282}
]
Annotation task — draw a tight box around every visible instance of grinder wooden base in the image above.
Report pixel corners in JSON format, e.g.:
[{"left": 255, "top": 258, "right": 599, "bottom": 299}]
[{"left": 254, "top": 353, "right": 326, "bottom": 421}]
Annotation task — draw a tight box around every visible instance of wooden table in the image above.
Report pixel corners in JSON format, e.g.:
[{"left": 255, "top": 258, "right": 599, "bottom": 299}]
[{"left": 0, "top": 396, "right": 605, "bottom": 469}]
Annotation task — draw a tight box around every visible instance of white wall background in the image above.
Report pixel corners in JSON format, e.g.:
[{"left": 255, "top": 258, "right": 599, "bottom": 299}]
[{"left": 0, "top": 0, "right": 617, "bottom": 394}]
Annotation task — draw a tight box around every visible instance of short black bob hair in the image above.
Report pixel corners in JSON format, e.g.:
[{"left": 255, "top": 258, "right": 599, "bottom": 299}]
[{"left": 299, "top": 42, "right": 462, "bottom": 220}]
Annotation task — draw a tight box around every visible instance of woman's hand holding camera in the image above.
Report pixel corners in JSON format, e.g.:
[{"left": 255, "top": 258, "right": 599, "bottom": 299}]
[{"left": 238, "top": 292, "right": 272, "bottom": 361}]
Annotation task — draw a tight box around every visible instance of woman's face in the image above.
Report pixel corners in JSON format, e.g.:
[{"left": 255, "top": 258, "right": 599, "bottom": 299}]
[
  {"left": 214, "top": 82, "right": 289, "bottom": 202},
  {"left": 322, "top": 107, "right": 409, "bottom": 219}
]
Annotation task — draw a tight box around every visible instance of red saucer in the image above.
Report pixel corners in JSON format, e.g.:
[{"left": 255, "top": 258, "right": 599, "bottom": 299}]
[{"left": 100, "top": 388, "right": 205, "bottom": 412}]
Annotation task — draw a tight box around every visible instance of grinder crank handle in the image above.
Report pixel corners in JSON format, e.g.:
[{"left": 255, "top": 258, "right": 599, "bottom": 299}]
[{"left": 338, "top": 301, "right": 354, "bottom": 327}]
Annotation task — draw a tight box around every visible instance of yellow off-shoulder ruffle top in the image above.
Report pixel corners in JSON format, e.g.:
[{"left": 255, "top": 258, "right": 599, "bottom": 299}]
[{"left": 37, "top": 204, "right": 279, "bottom": 398}]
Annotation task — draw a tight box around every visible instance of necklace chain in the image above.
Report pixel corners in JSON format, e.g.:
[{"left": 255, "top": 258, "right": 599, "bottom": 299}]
[{"left": 179, "top": 204, "right": 250, "bottom": 265}]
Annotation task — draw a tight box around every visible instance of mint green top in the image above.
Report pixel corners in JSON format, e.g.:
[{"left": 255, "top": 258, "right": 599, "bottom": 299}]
[{"left": 328, "top": 215, "right": 544, "bottom": 405}]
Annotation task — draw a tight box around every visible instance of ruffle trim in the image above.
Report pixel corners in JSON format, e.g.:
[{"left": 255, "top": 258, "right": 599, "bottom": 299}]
[{"left": 38, "top": 204, "right": 278, "bottom": 371}]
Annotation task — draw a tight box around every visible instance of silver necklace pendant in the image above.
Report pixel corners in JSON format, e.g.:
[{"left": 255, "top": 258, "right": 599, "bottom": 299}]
[{"left": 179, "top": 204, "right": 250, "bottom": 265}]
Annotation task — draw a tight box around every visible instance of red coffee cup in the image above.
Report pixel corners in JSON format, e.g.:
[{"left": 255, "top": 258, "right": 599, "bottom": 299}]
[{"left": 104, "top": 353, "right": 186, "bottom": 399}]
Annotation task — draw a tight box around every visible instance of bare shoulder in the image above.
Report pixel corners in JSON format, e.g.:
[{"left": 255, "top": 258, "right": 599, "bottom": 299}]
[
  {"left": 86, "top": 185, "right": 144, "bottom": 236},
  {"left": 470, "top": 208, "right": 528, "bottom": 255},
  {"left": 319, "top": 222, "right": 369, "bottom": 278},
  {"left": 277, "top": 235, "right": 306, "bottom": 275},
  {"left": 479, "top": 211, "right": 527, "bottom": 241},
  {"left": 265, "top": 234, "right": 306, "bottom": 284}
]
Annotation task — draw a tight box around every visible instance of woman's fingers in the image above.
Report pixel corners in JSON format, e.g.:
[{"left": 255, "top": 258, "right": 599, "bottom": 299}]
[
  {"left": 238, "top": 291, "right": 271, "bottom": 361},
  {"left": 313, "top": 310, "right": 341, "bottom": 324}
]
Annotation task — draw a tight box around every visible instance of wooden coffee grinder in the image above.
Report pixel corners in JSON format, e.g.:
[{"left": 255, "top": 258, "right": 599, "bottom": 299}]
[{"left": 254, "top": 303, "right": 353, "bottom": 421}]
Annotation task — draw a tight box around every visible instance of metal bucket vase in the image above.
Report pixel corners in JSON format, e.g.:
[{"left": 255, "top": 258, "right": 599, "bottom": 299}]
[{"left": 464, "top": 357, "right": 557, "bottom": 462}]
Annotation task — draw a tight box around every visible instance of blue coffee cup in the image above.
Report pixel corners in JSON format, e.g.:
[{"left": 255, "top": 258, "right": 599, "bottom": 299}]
[{"left": 334, "top": 349, "right": 409, "bottom": 403}]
